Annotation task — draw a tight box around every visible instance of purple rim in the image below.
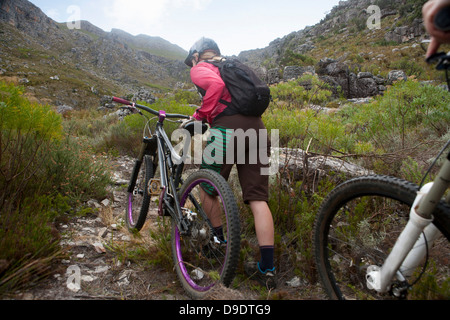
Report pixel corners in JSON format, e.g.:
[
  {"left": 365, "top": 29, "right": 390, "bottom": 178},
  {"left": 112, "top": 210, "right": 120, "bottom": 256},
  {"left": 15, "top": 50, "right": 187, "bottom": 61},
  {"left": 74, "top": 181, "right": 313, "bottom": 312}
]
[
  {"left": 175, "top": 178, "right": 228, "bottom": 292},
  {"left": 127, "top": 193, "right": 135, "bottom": 226}
]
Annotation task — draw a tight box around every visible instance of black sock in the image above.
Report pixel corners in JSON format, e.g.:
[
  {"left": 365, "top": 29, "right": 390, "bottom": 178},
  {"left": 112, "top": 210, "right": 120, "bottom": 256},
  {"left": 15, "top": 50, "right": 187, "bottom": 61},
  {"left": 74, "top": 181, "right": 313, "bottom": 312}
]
[
  {"left": 259, "top": 245, "right": 274, "bottom": 272},
  {"left": 213, "top": 226, "right": 225, "bottom": 242}
]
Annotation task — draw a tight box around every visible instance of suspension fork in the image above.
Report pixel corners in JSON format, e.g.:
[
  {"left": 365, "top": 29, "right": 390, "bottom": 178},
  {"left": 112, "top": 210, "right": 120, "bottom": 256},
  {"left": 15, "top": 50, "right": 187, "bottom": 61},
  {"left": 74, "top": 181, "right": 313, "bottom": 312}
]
[
  {"left": 367, "top": 156, "right": 450, "bottom": 294},
  {"left": 127, "top": 138, "right": 151, "bottom": 194}
]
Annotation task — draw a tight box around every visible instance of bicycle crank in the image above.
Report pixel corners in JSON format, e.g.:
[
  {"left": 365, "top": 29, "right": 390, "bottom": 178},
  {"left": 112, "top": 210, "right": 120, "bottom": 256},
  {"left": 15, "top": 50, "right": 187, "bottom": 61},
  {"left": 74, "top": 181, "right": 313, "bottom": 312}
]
[{"left": 148, "top": 178, "right": 161, "bottom": 196}]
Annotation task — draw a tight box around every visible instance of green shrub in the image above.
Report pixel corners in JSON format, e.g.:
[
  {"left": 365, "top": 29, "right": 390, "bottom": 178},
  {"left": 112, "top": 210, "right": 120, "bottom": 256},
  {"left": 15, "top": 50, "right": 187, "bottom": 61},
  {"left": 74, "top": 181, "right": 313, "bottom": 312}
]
[
  {"left": 173, "top": 90, "right": 202, "bottom": 105},
  {"left": 398, "top": 0, "right": 427, "bottom": 21},
  {"left": 0, "top": 81, "right": 63, "bottom": 208},
  {"left": 0, "top": 194, "right": 67, "bottom": 261},
  {"left": 270, "top": 75, "right": 333, "bottom": 109},
  {"left": 43, "top": 136, "right": 112, "bottom": 204},
  {"left": 340, "top": 80, "right": 450, "bottom": 150},
  {"left": 63, "top": 108, "right": 118, "bottom": 139},
  {"left": 279, "top": 50, "right": 317, "bottom": 67},
  {"left": 0, "top": 82, "right": 63, "bottom": 140},
  {"left": 0, "top": 193, "right": 71, "bottom": 294},
  {"left": 390, "top": 58, "right": 425, "bottom": 77},
  {"left": 100, "top": 113, "right": 145, "bottom": 156},
  {"left": 264, "top": 79, "right": 449, "bottom": 178},
  {"left": 0, "top": 81, "right": 112, "bottom": 294},
  {"left": 264, "top": 105, "right": 350, "bottom": 153},
  {"left": 330, "top": 80, "right": 449, "bottom": 175},
  {"left": 260, "top": 175, "right": 335, "bottom": 282}
]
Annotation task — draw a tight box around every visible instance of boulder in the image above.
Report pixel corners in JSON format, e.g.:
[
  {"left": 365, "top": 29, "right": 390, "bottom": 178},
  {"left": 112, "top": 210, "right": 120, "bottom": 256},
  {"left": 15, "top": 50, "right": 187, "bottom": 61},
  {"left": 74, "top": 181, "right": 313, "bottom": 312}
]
[
  {"left": 283, "top": 66, "right": 316, "bottom": 81},
  {"left": 387, "top": 70, "right": 407, "bottom": 84}
]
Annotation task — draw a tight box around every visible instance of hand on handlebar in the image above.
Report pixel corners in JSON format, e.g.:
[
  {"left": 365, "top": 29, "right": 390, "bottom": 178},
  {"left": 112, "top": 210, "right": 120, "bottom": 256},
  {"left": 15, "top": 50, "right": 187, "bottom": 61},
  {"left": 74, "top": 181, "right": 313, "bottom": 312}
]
[
  {"left": 119, "top": 105, "right": 140, "bottom": 114},
  {"left": 423, "top": 0, "right": 450, "bottom": 57},
  {"left": 179, "top": 116, "right": 195, "bottom": 127}
]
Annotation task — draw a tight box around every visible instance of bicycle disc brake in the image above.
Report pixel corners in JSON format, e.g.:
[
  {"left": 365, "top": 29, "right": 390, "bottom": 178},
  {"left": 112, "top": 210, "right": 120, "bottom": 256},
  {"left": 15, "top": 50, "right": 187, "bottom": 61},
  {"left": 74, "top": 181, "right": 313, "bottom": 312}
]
[{"left": 181, "top": 208, "right": 210, "bottom": 245}]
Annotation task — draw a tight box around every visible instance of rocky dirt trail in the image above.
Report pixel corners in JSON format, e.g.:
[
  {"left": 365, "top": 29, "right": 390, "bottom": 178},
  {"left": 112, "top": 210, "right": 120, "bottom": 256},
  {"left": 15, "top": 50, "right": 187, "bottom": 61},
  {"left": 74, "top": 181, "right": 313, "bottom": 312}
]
[
  {"left": 11, "top": 156, "right": 252, "bottom": 301},
  {"left": 12, "top": 156, "right": 324, "bottom": 301},
  {"left": 12, "top": 156, "right": 186, "bottom": 300}
]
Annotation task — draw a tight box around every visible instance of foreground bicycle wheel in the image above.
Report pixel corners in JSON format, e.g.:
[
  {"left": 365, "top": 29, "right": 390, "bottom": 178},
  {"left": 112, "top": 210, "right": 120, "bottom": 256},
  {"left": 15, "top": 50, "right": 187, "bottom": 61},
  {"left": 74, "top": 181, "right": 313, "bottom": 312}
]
[
  {"left": 125, "top": 155, "right": 155, "bottom": 231},
  {"left": 172, "top": 169, "right": 240, "bottom": 299},
  {"left": 314, "top": 175, "right": 450, "bottom": 300}
]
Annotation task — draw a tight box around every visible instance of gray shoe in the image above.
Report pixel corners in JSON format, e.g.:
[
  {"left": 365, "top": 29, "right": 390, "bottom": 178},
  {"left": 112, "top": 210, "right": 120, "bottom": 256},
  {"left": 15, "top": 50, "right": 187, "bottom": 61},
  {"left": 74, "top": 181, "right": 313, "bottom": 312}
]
[{"left": 244, "top": 261, "right": 277, "bottom": 290}]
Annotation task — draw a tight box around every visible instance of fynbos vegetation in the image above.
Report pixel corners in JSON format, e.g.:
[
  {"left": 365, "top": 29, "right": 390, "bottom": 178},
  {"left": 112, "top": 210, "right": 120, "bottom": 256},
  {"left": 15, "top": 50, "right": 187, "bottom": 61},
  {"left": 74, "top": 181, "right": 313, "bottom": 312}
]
[{"left": 1, "top": 0, "right": 449, "bottom": 299}]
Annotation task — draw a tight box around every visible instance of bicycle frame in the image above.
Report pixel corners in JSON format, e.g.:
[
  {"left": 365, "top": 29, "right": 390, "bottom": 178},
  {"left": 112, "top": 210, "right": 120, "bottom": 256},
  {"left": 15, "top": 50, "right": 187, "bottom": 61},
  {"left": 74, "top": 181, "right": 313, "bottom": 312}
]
[
  {"left": 366, "top": 150, "right": 450, "bottom": 294},
  {"left": 154, "top": 111, "right": 190, "bottom": 234},
  {"left": 113, "top": 97, "right": 193, "bottom": 234}
]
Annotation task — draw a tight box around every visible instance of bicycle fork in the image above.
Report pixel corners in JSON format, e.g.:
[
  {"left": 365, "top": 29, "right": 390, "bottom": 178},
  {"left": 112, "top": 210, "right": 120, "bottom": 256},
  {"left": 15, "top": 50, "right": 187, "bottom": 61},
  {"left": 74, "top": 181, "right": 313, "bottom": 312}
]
[{"left": 366, "top": 157, "right": 450, "bottom": 296}]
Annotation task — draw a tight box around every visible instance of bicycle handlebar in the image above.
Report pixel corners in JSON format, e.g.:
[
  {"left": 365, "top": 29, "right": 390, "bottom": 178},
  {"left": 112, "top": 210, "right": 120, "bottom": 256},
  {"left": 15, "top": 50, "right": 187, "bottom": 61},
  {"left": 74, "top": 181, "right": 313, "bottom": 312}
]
[
  {"left": 112, "top": 97, "right": 191, "bottom": 120},
  {"left": 112, "top": 97, "right": 132, "bottom": 106}
]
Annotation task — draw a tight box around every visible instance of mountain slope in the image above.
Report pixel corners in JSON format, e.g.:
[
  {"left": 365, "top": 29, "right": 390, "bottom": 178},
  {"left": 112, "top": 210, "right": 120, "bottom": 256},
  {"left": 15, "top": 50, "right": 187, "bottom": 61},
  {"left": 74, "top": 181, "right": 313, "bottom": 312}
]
[
  {"left": 1, "top": 0, "right": 445, "bottom": 108},
  {"left": 0, "top": 0, "right": 189, "bottom": 108},
  {"left": 237, "top": 0, "right": 443, "bottom": 91}
]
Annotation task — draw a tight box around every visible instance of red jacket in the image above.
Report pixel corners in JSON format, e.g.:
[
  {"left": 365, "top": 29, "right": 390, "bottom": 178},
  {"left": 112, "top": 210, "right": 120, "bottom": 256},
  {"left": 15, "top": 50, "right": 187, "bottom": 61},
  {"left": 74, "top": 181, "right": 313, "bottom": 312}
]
[{"left": 190, "top": 61, "right": 232, "bottom": 124}]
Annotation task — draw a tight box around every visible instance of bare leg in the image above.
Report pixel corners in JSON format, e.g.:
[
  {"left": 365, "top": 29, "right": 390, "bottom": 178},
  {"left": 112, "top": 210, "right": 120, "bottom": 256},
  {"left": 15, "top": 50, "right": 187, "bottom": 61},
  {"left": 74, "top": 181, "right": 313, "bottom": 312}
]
[
  {"left": 200, "top": 187, "right": 222, "bottom": 228},
  {"left": 249, "top": 201, "right": 274, "bottom": 247}
]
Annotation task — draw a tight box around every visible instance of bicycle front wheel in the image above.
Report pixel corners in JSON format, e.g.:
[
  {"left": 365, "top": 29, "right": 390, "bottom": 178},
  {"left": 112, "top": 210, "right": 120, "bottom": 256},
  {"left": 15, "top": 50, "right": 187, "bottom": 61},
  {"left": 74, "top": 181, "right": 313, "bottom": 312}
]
[
  {"left": 125, "top": 155, "right": 154, "bottom": 231},
  {"left": 314, "top": 175, "right": 450, "bottom": 300},
  {"left": 172, "top": 169, "right": 240, "bottom": 299}
]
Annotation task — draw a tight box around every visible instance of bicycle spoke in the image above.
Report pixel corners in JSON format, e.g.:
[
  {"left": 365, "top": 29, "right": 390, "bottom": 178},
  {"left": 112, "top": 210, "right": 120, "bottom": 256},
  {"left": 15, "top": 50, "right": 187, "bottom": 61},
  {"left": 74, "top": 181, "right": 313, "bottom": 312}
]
[
  {"left": 126, "top": 156, "right": 154, "bottom": 231},
  {"left": 172, "top": 170, "right": 240, "bottom": 299},
  {"left": 315, "top": 176, "right": 450, "bottom": 300}
]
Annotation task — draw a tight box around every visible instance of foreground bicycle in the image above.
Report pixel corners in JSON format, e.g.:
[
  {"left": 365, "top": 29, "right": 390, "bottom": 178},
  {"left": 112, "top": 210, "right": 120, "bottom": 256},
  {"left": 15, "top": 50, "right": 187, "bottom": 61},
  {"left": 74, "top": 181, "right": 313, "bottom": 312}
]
[
  {"left": 313, "top": 52, "right": 450, "bottom": 300},
  {"left": 112, "top": 97, "right": 240, "bottom": 299}
]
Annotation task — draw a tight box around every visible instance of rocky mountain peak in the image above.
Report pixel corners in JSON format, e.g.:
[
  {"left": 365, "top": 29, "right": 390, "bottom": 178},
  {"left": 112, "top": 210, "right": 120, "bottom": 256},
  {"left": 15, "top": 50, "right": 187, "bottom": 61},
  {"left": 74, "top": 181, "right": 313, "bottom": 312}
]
[
  {"left": 237, "top": 0, "right": 429, "bottom": 100},
  {"left": 0, "top": 0, "right": 434, "bottom": 108},
  {"left": 0, "top": 0, "right": 190, "bottom": 108},
  {"left": 0, "top": 0, "right": 58, "bottom": 37}
]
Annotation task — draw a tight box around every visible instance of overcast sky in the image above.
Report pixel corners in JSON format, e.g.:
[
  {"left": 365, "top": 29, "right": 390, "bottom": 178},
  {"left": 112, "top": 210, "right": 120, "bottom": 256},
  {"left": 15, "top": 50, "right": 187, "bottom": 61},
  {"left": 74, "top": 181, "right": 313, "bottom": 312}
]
[{"left": 29, "top": 0, "right": 342, "bottom": 56}]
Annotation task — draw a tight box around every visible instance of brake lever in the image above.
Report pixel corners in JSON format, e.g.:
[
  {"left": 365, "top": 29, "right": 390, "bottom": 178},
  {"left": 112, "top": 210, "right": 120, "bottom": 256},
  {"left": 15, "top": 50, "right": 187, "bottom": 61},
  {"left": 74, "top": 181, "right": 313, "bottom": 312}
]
[
  {"left": 426, "top": 52, "right": 447, "bottom": 64},
  {"left": 119, "top": 105, "right": 142, "bottom": 115},
  {"left": 426, "top": 52, "right": 450, "bottom": 70}
]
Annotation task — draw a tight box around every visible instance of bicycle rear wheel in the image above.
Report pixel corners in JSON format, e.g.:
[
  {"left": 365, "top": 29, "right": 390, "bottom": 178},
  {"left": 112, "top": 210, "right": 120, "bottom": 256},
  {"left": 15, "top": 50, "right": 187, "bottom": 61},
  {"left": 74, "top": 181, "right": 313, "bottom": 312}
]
[
  {"left": 314, "top": 175, "right": 450, "bottom": 300},
  {"left": 125, "top": 155, "right": 155, "bottom": 231},
  {"left": 172, "top": 169, "right": 240, "bottom": 299}
]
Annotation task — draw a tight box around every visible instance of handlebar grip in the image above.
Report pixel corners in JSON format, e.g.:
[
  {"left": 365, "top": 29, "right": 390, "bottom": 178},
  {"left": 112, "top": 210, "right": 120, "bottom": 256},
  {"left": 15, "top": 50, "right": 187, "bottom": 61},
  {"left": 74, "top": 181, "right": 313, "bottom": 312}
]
[
  {"left": 112, "top": 97, "right": 132, "bottom": 105},
  {"left": 435, "top": 6, "right": 450, "bottom": 31}
]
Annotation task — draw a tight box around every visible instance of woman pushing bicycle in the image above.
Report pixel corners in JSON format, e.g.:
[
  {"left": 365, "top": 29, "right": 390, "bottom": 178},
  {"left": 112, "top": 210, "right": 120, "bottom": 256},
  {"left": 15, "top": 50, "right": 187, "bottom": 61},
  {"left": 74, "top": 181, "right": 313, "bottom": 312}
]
[{"left": 184, "top": 37, "right": 277, "bottom": 290}]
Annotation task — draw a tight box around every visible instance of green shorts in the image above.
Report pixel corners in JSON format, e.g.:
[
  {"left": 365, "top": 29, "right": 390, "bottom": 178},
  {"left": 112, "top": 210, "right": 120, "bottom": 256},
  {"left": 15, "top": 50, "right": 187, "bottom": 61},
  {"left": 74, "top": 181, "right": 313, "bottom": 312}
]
[{"left": 200, "top": 114, "right": 270, "bottom": 204}]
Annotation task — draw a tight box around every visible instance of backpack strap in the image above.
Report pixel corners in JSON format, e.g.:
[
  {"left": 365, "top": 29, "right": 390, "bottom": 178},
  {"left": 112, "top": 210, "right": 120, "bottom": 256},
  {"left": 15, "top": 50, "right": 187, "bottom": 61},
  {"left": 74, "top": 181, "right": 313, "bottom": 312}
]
[{"left": 196, "top": 84, "right": 231, "bottom": 107}]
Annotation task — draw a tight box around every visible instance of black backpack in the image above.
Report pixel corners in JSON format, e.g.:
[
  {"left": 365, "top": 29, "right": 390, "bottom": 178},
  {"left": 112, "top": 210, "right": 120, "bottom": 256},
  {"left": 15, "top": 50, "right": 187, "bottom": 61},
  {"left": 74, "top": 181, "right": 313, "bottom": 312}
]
[{"left": 204, "top": 59, "right": 271, "bottom": 117}]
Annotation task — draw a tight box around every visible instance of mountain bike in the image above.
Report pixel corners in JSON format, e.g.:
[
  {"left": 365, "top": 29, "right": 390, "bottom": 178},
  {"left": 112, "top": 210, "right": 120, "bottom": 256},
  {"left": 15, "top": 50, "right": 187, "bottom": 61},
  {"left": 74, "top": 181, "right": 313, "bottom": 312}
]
[
  {"left": 313, "top": 52, "right": 450, "bottom": 300},
  {"left": 111, "top": 97, "right": 240, "bottom": 299}
]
